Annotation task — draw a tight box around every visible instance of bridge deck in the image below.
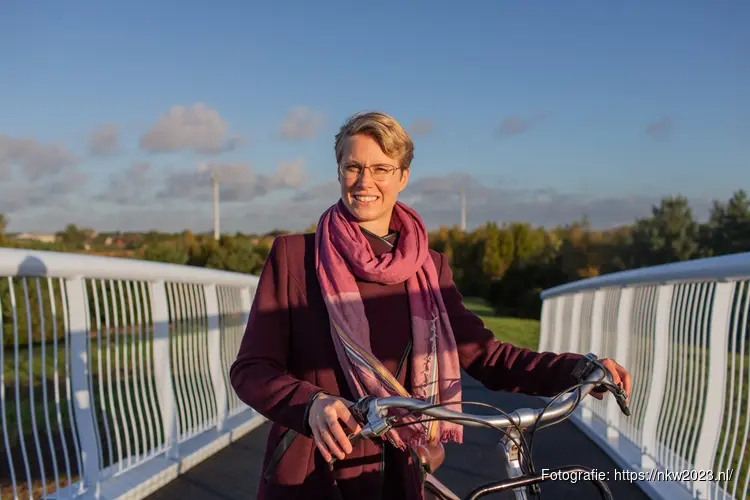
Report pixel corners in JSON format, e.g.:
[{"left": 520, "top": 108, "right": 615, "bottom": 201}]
[{"left": 148, "top": 376, "right": 649, "bottom": 499}]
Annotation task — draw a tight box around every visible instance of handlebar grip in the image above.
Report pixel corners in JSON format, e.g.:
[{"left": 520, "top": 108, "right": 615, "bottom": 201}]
[{"left": 327, "top": 396, "right": 378, "bottom": 468}]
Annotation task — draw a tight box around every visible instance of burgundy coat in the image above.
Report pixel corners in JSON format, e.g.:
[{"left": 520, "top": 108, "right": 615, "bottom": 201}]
[{"left": 229, "top": 229, "right": 584, "bottom": 500}]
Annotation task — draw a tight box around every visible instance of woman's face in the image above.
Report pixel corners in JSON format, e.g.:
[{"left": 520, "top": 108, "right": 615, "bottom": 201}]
[{"left": 338, "top": 133, "right": 410, "bottom": 235}]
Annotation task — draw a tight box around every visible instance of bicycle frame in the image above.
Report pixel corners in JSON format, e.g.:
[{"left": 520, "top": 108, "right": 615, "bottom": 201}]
[
  {"left": 354, "top": 358, "right": 627, "bottom": 500},
  {"left": 422, "top": 410, "right": 613, "bottom": 500},
  {"left": 422, "top": 424, "right": 553, "bottom": 500},
  {"left": 422, "top": 426, "right": 547, "bottom": 500}
]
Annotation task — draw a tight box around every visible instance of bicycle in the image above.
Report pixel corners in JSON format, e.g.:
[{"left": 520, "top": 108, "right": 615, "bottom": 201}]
[{"left": 342, "top": 353, "right": 632, "bottom": 500}]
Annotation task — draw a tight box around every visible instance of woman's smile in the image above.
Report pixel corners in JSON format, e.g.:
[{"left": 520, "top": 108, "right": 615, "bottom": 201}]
[{"left": 352, "top": 194, "right": 379, "bottom": 204}]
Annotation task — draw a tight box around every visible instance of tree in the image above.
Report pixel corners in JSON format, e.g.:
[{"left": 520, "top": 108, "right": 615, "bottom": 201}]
[
  {"left": 702, "top": 190, "right": 750, "bottom": 256},
  {"left": 142, "top": 242, "right": 189, "bottom": 264},
  {"left": 630, "top": 196, "right": 699, "bottom": 267},
  {"left": 509, "top": 223, "right": 545, "bottom": 266},
  {"left": 481, "top": 223, "right": 514, "bottom": 279},
  {"left": 56, "top": 224, "right": 90, "bottom": 249}
]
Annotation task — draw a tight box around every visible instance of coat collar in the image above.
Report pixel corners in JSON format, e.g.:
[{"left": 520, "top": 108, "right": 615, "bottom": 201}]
[{"left": 360, "top": 226, "right": 399, "bottom": 256}]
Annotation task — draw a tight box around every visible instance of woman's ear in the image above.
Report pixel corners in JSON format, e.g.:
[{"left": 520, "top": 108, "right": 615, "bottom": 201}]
[{"left": 398, "top": 168, "right": 410, "bottom": 193}]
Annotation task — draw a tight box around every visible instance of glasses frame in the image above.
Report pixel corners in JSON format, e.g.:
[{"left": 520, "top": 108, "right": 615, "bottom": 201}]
[{"left": 338, "top": 162, "right": 402, "bottom": 182}]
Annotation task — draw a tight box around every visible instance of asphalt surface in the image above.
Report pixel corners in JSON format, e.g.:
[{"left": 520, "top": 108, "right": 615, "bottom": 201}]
[{"left": 147, "top": 375, "right": 649, "bottom": 499}]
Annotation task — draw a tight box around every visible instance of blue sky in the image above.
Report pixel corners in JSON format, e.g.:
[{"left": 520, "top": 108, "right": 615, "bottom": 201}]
[{"left": 1, "top": 1, "right": 748, "bottom": 233}]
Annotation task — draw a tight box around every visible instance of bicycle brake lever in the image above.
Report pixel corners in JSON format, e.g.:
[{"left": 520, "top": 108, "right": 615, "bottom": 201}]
[
  {"left": 611, "top": 385, "right": 631, "bottom": 416},
  {"left": 327, "top": 415, "right": 394, "bottom": 469},
  {"left": 328, "top": 430, "right": 364, "bottom": 469}
]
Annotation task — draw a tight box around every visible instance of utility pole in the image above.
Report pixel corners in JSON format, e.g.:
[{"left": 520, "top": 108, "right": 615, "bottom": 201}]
[
  {"left": 211, "top": 171, "right": 220, "bottom": 240},
  {"left": 460, "top": 187, "right": 466, "bottom": 231}
]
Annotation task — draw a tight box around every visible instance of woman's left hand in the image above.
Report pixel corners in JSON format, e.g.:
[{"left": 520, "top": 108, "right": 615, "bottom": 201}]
[{"left": 590, "top": 358, "right": 632, "bottom": 403}]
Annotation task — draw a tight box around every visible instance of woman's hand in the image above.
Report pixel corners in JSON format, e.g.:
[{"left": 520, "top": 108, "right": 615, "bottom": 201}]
[
  {"left": 590, "top": 358, "right": 632, "bottom": 402},
  {"left": 308, "top": 393, "right": 362, "bottom": 463}
]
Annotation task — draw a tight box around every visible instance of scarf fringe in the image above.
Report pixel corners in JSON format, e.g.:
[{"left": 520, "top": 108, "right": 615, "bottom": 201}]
[{"left": 388, "top": 427, "right": 464, "bottom": 451}]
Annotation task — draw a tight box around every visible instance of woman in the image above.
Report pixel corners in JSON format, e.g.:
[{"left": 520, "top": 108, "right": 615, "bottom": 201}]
[{"left": 230, "top": 111, "right": 632, "bottom": 500}]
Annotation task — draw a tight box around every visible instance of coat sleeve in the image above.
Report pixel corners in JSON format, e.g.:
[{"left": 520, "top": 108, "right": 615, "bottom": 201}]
[
  {"left": 436, "top": 252, "right": 584, "bottom": 397},
  {"left": 229, "top": 236, "right": 323, "bottom": 436}
]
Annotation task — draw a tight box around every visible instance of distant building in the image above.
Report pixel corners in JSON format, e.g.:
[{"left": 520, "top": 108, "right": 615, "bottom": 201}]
[{"left": 13, "top": 232, "right": 58, "bottom": 243}]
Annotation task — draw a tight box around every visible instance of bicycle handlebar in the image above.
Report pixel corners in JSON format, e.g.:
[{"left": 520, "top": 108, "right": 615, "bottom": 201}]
[
  {"left": 329, "top": 357, "right": 629, "bottom": 499},
  {"left": 357, "top": 364, "right": 629, "bottom": 440}
]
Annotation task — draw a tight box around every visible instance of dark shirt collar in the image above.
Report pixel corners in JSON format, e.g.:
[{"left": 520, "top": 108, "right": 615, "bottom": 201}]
[{"left": 360, "top": 227, "right": 399, "bottom": 255}]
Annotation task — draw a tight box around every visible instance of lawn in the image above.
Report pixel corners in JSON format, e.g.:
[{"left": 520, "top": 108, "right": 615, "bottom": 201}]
[{"left": 462, "top": 297, "right": 541, "bottom": 351}]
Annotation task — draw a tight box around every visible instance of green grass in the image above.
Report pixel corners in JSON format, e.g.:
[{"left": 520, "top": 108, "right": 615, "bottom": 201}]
[{"left": 462, "top": 297, "right": 541, "bottom": 351}]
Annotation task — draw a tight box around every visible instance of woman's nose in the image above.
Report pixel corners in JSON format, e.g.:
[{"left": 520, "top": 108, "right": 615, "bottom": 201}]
[{"left": 355, "top": 168, "right": 375, "bottom": 187}]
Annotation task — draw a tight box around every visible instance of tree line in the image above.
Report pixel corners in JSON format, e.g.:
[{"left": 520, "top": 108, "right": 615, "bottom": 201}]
[
  {"left": 1, "top": 190, "right": 749, "bottom": 337},
  {"left": 445, "top": 190, "right": 750, "bottom": 318}
]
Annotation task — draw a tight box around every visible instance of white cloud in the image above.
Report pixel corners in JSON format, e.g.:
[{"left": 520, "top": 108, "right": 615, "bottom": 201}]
[
  {"left": 0, "top": 169, "right": 89, "bottom": 214},
  {"left": 95, "top": 162, "right": 152, "bottom": 205},
  {"left": 140, "top": 103, "right": 243, "bottom": 154},
  {"left": 409, "top": 119, "right": 434, "bottom": 137},
  {"left": 158, "top": 159, "right": 309, "bottom": 202},
  {"left": 89, "top": 123, "right": 120, "bottom": 156},
  {"left": 3, "top": 170, "right": 719, "bottom": 235},
  {"left": 284, "top": 174, "right": 716, "bottom": 232},
  {"left": 0, "top": 134, "right": 80, "bottom": 181},
  {"left": 496, "top": 113, "right": 549, "bottom": 139},
  {"left": 645, "top": 116, "right": 674, "bottom": 141},
  {"left": 291, "top": 180, "right": 339, "bottom": 203},
  {"left": 402, "top": 174, "right": 714, "bottom": 230},
  {"left": 280, "top": 106, "right": 324, "bottom": 140}
]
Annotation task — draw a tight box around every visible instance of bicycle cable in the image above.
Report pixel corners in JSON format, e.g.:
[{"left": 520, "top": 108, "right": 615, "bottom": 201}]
[
  {"left": 386, "top": 400, "right": 537, "bottom": 478},
  {"left": 389, "top": 413, "right": 544, "bottom": 500},
  {"left": 396, "top": 380, "right": 624, "bottom": 500},
  {"left": 527, "top": 379, "right": 624, "bottom": 464},
  {"left": 373, "top": 377, "right": 625, "bottom": 500}
]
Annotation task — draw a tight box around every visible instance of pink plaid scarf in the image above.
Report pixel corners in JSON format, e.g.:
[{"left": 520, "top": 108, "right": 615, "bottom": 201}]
[{"left": 315, "top": 199, "right": 463, "bottom": 449}]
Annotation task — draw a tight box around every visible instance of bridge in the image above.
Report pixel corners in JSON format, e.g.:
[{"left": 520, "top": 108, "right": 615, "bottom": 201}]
[{"left": 1, "top": 246, "right": 747, "bottom": 499}]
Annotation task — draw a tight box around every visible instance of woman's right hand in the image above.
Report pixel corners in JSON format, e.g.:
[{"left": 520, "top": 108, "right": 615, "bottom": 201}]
[{"left": 307, "top": 393, "right": 362, "bottom": 463}]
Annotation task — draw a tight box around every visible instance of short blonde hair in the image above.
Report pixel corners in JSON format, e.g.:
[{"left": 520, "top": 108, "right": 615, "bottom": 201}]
[{"left": 334, "top": 111, "right": 414, "bottom": 170}]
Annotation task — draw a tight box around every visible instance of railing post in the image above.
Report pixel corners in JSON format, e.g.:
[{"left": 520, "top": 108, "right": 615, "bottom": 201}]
[
  {"left": 240, "top": 286, "right": 252, "bottom": 326},
  {"left": 568, "top": 293, "right": 583, "bottom": 353},
  {"left": 692, "top": 282, "right": 733, "bottom": 499},
  {"left": 581, "top": 289, "right": 606, "bottom": 423},
  {"left": 204, "top": 284, "right": 228, "bottom": 432},
  {"left": 552, "top": 296, "right": 565, "bottom": 354},
  {"left": 149, "top": 281, "right": 179, "bottom": 460},
  {"left": 538, "top": 299, "right": 551, "bottom": 352},
  {"left": 588, "top": 290, "right": 606, "bottom": 356},
  {"left": 65, "top": 277, "right": 101, "bottom": 495},
  {"left": 607, "top": 287, "right": 633, "bottom": 439},
  {"left": 641, "top": 284, "right": 673, "bottom": 470}
]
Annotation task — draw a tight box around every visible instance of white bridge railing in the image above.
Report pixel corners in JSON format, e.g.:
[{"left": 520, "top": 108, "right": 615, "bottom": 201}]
[
  {"left": 0, "top": 247, "right": 265, "bottom": 499},
  {"left": 538, "top": 252, "right": 750, "bottom": 500}
]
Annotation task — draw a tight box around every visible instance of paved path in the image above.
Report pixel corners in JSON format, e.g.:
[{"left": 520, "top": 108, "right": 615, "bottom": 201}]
[{"left": 148, "top": 375, "right": 649, "bottom": 499}]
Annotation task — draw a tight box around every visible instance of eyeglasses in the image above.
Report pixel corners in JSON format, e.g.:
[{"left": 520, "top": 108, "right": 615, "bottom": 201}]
[{"left": 339, "top": 163, "right": 401, "bottom": 182}]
